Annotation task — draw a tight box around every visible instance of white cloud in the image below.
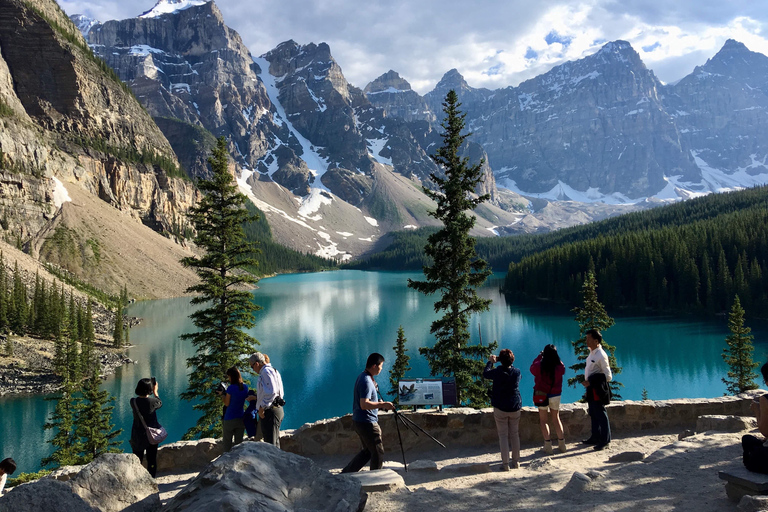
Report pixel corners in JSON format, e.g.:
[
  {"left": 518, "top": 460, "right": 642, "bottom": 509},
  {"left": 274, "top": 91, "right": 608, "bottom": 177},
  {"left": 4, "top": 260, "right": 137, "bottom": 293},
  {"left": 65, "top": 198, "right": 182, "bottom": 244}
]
[{"left": 58, "top": 0, "right": 768, "bottom": 93}]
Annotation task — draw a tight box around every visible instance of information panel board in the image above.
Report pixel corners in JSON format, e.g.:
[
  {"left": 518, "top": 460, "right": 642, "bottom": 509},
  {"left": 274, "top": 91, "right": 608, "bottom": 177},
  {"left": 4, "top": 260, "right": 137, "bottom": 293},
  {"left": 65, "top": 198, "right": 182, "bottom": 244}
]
[{"left": 397, "top": 378, "right": 457, "bottom": 406}]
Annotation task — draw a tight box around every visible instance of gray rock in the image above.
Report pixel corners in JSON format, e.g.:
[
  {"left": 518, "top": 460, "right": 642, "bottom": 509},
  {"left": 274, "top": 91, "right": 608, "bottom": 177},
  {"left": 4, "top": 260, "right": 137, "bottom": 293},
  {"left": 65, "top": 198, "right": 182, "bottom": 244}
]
[
  {"left": 528, "top": 457, "right": 555, "bottom": 471},
  {"left": 157, "top": 438, "right": 224, "bottom": 472},
  {"left": 607, "top": 451, "right": 645, "bottom": 463},
  {"left": 441, "top": 462, "right": 492, "bottom": 474},
  {"left": 678, "top": 429, "right": 695, "bottom": 441},
  {"left": 738, "top": 494, "right": 768, "bottom": 512},
  {"left": 45, "top": 464, "right": 85, "bottom": 482},
  {"left": 340, "top": 469, "right": 405, "bottom": 492},
  {"left": 696, "top": 415, "right": 756, "bottom": 433},
  {"left": 586, "top": 470, "right": 606, "bottom": 480},
  {"left": 0, "top": 479, "right": 98, "bottom": 512},
  {"left": 560, "top": 472, "right": 594, "bottom": 493},
  {"left": 408, "top": 459, "right": 438, "bottom": 472},
  {"left": 68, "top": 453, "right": 160, "bottom": 512},
  {"left": 163, "top": 441, "right": 365, "bottom": 512}
]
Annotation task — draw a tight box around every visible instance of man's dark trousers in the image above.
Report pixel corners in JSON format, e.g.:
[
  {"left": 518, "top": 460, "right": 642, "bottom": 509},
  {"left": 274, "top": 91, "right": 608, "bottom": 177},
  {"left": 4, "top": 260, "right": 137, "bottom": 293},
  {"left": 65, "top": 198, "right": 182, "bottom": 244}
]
[
  {"left": 588, "top": 396, "right": 611, "bottom": 445},
  {"left": 262, "top": 405, "right": 284, "bottom": 447},
  {"left": 341, "top": 421, "right": 384, "bottom": 472}
]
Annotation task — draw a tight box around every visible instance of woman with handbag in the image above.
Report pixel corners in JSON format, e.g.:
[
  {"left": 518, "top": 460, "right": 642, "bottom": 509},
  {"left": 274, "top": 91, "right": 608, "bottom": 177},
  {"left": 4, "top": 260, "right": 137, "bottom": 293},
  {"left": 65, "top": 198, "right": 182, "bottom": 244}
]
[
  {"left": 483, "top": 348, "right": 522, "bottom": 471},
  {"left": 530, "top": 344, "right": 566, "bottom": 454},
  {"left": 130, "top": 378, "right": 164, "bottom": 477}
]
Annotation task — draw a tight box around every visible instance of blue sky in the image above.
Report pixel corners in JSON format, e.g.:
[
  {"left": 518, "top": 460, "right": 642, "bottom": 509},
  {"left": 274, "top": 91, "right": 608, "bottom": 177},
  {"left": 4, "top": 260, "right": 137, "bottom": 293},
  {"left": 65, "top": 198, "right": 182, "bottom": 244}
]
[{"left": 59, "top": 0, "right": 768, "bottom": 94}]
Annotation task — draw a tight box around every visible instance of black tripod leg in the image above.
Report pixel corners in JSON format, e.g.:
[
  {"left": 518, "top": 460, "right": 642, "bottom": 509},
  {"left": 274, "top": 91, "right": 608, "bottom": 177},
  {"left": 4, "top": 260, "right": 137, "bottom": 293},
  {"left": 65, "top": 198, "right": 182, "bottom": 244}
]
[
  {"left": 394, "top": 412, "right": 408, "bottom": 472},
  {"left": 398, "top": 413, "right": 446, "bottom": 448}
]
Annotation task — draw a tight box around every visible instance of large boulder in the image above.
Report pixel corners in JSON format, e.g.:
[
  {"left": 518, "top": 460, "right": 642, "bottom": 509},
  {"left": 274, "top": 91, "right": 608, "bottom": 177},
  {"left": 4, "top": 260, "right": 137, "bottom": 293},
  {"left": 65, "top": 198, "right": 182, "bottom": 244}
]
[
  {"left": 0, "top": 479, "right": 98, "bottom": 512},
  {"left": 157, "top": 438, "right": 224, "bottom": 472},
  {"left": 67, "top": 453, "right": 160, "bottom": 512},
  {"left": 164, "top": 441, "right": 366, "bottom": 511}
]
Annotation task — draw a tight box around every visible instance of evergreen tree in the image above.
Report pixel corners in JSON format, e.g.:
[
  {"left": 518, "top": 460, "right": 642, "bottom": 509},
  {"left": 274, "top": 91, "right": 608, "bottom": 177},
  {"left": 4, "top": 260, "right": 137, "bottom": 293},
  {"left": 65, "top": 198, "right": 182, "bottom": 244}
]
[
  {"left": 9, "top": 262, "right": 27, "bottom": 334},
  {"left": 0, "top": 252, "right": 7, "bottom": 332},
  {"left": 75, "top": 369, "right": 122, "bottom": 462},
  {"left": 66, "top": 322, "right": 80, "bottom": 384},
  {"left": 4, "top": 336, "right": 11, "bottom": 356},
  {"left": 388, "top": 326, "right": 412, "bottom": 405},
  {"left": 569, "top": 272, "right": 623, "bottom": 398},
  {"left": 112, "top": 303, "right": 123, "bottom": 348},
  {"left": 722, "top": 295, "right": 759, "bottom": 394},
  {"left": 180, "top": 137, "right": 260, "bottom": 439},
  {"left": 52, "top": 331, "right": 66, "bottom": 378},
  {"left": 407, "top": 90, "right": 495, "bottom": 407},
  {"left": 84, "top": 300, "right": 95, "bottom": 346},
  {"left": 42, "top": 380, "right": 81, "bottom": 468}
]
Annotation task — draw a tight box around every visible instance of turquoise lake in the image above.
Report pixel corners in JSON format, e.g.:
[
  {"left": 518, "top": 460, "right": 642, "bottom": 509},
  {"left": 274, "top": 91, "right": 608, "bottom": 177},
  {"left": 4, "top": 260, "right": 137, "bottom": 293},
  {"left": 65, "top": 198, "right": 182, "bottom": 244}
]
[{"left": 1, "top": 270, "right": 766, "bottom": 473}]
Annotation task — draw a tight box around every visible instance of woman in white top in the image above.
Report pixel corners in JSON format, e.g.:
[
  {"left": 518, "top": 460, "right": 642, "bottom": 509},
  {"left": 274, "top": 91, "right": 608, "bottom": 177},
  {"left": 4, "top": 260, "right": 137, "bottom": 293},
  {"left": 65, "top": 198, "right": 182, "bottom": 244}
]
[{"left": 0, "top": 457, "right": 17, "bottom": 495}]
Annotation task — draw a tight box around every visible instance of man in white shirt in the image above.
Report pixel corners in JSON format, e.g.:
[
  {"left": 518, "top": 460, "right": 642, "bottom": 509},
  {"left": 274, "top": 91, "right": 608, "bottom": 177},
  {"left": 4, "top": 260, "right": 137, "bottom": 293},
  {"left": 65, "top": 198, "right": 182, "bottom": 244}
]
[
  {"left": 248, "top": 352, "right": 285, "bottom": 447},
  {"left": 581, "top": 329, "right": 612, "bottom": 450}
]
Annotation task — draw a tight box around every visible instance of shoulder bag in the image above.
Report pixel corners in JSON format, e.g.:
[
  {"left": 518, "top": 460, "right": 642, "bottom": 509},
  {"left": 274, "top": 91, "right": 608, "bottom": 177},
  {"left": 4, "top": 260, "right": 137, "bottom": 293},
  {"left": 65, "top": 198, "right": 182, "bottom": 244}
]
[{"left": 130, "top": 398, "right": 168, "bottom": 445}]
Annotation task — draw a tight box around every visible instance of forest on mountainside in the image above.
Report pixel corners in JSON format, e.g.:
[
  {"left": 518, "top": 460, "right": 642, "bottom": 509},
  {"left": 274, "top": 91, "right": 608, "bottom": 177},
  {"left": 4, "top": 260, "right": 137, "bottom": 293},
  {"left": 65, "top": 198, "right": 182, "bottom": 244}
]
[{"left": 504, "top": 186, "right": 768, "bottom": 317}]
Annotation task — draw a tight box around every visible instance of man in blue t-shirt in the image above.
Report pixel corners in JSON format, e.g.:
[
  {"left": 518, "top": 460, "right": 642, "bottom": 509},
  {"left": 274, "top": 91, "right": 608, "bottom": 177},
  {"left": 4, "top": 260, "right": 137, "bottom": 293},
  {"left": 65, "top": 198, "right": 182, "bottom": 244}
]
[{"left": 341, "top": 352, "right": 395, "bottom": 473}]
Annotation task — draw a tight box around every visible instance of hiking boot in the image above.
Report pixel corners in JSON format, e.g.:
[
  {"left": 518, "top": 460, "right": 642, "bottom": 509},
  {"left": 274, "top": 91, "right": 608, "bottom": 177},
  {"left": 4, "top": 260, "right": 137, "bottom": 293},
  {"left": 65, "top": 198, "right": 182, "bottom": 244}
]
[
  {"left": 499, "top": 463, "right": 510, "bottom": 472},
  {"left": 558, "top": 439, "right": 567, "bottom": 453},
  {"left": 543, "top": 440, "right": 554, "bottom": 454},
  {"left": 510, "top": 460, "right": 519, "bottom": 469}
]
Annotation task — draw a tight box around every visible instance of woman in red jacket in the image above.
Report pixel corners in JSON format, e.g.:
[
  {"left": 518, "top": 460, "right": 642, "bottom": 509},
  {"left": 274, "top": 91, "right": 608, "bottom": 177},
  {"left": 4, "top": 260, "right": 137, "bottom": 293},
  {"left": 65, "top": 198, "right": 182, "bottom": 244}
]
[{"left": 530, "top": 344, "right": 566, "bottom": 454}]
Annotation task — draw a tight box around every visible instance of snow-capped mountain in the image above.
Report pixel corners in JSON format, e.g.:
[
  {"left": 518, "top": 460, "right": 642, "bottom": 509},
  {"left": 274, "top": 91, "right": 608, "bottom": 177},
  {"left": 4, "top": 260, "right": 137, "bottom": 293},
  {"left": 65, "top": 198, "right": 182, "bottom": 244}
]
[
  {"left": 366, "top": 40, "right": 768, "bottom": 203},
  {"left": 139, "top": 0, "right": 210, "bottom": 18},
  {"left": 71, "top": 1, "right": 768, "bottom": 259}
]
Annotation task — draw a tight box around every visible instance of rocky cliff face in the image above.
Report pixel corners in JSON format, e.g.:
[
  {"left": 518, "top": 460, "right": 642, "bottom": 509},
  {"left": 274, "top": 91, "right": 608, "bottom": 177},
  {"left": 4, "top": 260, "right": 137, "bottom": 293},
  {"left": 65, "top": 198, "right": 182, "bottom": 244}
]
[
  {"left": 0, "top": 0, "right": 197, "bottom": 281},
  {"left": 365, "top": 70, "right": 435, "bottom": 123},
  {"left": 84, "top": 0, "right": 275, "bottom": 178}
]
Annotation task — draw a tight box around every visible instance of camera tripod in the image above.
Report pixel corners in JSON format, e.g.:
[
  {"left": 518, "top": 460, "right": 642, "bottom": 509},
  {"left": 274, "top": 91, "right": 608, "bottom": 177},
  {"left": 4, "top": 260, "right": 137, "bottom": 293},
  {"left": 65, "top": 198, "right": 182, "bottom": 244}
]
[{"left": 392, "top": 408, "right": 445, "bottom": 472}]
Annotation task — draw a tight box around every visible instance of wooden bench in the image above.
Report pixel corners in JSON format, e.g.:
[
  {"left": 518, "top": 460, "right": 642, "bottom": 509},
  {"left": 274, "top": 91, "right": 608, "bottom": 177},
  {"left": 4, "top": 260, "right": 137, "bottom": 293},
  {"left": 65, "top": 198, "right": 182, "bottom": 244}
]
[{"left": 719, "top": 466, "right": 768, "bottom": 502}]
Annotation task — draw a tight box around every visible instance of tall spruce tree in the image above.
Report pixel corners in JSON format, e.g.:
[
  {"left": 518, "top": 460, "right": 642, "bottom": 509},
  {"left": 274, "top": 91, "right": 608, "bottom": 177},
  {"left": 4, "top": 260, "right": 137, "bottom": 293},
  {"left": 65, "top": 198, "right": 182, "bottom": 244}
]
[
  {"left": 75, "top": 369, "right": 122, "bottom": 462},
  {"left": 42, "top": 379, "right": 81, "bottom": 468},
  {"left": 9, "top": 261, "right": 27, "bottom": 334},
  {"left": 569, "top": 272, "right": 623, "bottom": 398},
  {"left": 0, "top": 252, "right": 7, "bottom": 332},
  {"left": 407, "top": 90, "right": 495, "bottom": 407},
  {"left": 388, "top": 326, "right": 412, "bottom": 405},
  {"left": 112, "top": 303, "right": 123, "bottom": 348},
  {"left": 722, "top": 295, "right": 759, "bottom": 394},
  {"left": 180, "top": 137, "right": 260, "bottom": 439}
]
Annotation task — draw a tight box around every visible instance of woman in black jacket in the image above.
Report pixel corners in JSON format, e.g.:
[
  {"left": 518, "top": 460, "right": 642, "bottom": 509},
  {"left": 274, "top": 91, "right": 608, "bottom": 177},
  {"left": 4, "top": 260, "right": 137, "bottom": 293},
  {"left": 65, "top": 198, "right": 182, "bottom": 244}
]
[
  {"left": 483, "top": 348, "right": 522, "bottom": 471},
  {"left": 130, "top": 378, "right": 162, "bottom": 477}
]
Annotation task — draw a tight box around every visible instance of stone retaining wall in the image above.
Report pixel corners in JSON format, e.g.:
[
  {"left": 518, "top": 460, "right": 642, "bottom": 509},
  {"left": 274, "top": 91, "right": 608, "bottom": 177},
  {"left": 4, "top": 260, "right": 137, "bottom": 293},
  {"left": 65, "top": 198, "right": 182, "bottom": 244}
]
[{"left": 157, "top": 394, "right": 757, "bottom": 472}]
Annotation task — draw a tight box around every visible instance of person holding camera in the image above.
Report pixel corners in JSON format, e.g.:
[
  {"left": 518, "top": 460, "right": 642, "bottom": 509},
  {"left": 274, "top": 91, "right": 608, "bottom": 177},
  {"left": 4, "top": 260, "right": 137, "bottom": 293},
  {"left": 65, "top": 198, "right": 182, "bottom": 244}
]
[
  {"left": 221, "top": 366, "right": 249, "bottom": 451},
  {"left": 483, "top": 348, "right": 522, "bottom": 471},
  {"left": 341, "top": 352, "right": 395, "bottom": 473},
  {"left": 247, "top": 352, "right": 285, "bottom": 447},
  {"left": 130, "top": 378, "right": 162, "bottom": 477}
]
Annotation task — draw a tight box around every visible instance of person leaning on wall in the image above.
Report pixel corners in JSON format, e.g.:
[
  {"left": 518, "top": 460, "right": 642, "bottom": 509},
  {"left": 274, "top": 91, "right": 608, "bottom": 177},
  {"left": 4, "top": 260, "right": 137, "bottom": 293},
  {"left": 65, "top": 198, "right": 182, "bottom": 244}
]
[{"left": 743, "top": 362, "right": 768, "bottom": 473}]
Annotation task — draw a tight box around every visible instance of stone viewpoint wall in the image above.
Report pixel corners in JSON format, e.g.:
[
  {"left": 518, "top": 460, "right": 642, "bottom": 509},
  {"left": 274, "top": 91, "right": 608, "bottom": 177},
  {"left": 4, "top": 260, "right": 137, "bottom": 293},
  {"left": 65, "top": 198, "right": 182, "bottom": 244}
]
[{"left": 157, "top": 394, "right": 756, "bottom": 472}]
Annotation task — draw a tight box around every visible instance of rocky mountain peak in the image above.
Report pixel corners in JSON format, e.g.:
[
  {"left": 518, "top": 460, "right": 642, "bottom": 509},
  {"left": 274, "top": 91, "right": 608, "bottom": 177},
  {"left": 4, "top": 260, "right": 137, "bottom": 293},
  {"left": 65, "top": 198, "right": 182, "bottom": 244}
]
[
  {"left": 698, "top": 39, "right": 768, "bottom": 88},
  {"left": 364, "top": 70, "right": 412, "bottom": 94},
  {"left": 595, "top": 40, "right": 644, "bottom": 68},
  {"left": 434, "top": 68, "right": 471, "bottom": 93},
  {"left": 70, "top": 14, "right": 98, "bottom": 37},
  {"left": 139, "top": 0, "right": 211, "bottom": 18}
]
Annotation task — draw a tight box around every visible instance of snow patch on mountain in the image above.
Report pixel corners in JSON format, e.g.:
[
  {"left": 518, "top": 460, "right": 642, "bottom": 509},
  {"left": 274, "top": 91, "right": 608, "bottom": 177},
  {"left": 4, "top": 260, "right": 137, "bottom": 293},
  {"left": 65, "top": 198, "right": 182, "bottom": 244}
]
[
  {"left": 364, "top": 216, "right": 378, "bottom": 227},
  {"left": 690, "top": 151, "right": 768, "bottom": 191},
  {"left": 52, "top": 178, "right": 71, "bottom": 208},
  {"left": 298, "top": 189, "right": 333, "bottom": 220},
  {"left": 237, "top": 170, "right": 352, "bottom": 261},
  {"left": 71, "top": 14, "right": 98, "bottom": 37},
  {"left": 366, "top": 138, "right": 393, "bottom": 167},
  {"left": 139, "top": 0, "right": 210, "bottom": 18},
  {"left": 253, "top": 56, "right": 330, "bottom": 189}
]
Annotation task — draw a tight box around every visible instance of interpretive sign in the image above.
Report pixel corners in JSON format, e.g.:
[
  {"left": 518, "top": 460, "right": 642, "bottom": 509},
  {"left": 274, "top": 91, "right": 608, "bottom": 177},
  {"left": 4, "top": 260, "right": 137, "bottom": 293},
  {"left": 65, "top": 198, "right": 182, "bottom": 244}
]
[{"left": 397, "top": 378, "right": 457, "bottom": 406}]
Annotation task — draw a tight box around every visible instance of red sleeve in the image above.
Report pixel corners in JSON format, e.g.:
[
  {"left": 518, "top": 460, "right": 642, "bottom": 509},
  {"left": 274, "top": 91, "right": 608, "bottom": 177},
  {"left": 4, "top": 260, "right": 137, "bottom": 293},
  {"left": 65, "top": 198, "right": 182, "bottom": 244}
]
[{"left": 530, "top": 354, "right": 542, "bottom": 376}]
